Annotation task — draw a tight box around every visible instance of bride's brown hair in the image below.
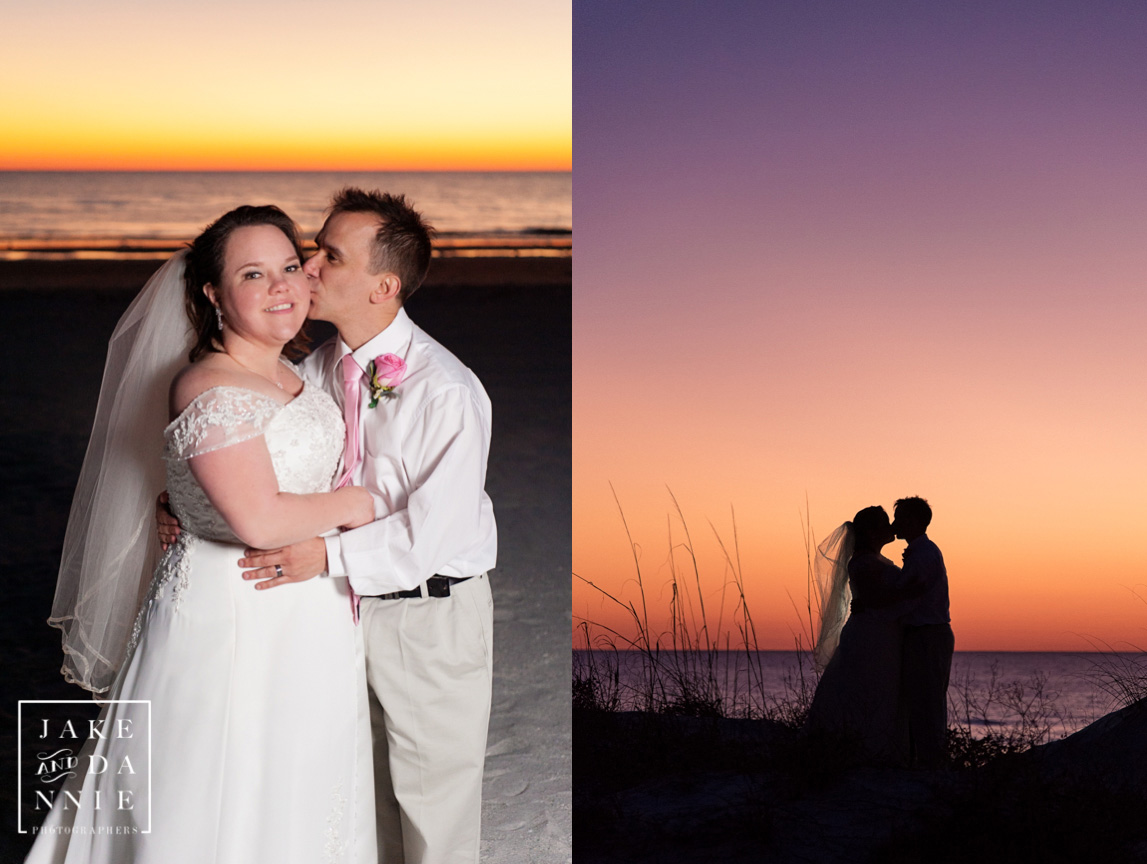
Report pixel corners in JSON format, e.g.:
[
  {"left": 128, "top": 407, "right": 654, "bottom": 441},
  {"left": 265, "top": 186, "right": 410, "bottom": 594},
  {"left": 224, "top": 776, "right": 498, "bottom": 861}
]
[{"left": 183, "top": 205, "right": 310, "bottom": 362}]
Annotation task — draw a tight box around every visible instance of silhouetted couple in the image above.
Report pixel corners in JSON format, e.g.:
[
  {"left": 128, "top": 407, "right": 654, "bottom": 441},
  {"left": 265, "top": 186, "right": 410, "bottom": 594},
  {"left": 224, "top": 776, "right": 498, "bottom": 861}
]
[{"left": 807, "top": 497, "right": 954, "bottom": 768}]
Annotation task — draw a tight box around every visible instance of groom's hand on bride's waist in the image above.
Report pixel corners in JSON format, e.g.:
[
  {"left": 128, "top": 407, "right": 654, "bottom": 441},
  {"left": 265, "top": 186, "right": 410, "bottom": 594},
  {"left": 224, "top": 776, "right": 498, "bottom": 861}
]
[
  {"left": 156, "top": 492, "right": 180, "bottom": 551},
  {"left": 239, "top": 537, "right": 328, "bottom": 590}
]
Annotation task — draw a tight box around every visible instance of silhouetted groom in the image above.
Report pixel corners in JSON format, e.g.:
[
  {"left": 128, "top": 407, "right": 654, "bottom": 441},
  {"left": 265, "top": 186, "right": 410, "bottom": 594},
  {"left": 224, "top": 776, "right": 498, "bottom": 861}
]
[{"left": 892, "top": 496, "right": 954, "bottom": 768}]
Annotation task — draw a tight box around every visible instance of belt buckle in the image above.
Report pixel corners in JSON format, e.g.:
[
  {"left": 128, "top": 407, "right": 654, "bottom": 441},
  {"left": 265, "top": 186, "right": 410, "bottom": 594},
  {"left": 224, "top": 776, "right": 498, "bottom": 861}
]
[{"left": 375, "top": 575, "right": 470, "bottom": 600}]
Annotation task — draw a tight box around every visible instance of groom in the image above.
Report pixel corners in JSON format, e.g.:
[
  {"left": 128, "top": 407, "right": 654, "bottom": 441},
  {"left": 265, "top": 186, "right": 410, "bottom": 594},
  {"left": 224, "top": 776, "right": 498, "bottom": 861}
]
[
  {"left": 240, "top": 189, "right": 496, "bottom": 863},
  {"left": 891, "top": 496, "right": 953, "bottom": 769}
]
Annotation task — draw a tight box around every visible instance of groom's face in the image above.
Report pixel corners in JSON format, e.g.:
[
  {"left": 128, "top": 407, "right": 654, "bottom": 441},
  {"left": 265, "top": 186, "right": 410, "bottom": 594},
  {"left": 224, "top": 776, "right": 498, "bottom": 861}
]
[
  {"left": 304, "top": 210, "right": 384, "bottom": 325},
  {"left": 892, "top": 511, "right": 922, "bottom": 540}
]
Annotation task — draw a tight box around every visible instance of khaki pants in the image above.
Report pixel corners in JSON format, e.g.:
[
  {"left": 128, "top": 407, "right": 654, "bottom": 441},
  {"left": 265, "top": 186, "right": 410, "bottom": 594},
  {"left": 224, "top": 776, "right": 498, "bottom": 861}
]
[
  {"left": 902, "top": 622, "right": 954, "bottom": 768},
  {"left": 360, "top": 574, "right": 494, "bottom": 864}
]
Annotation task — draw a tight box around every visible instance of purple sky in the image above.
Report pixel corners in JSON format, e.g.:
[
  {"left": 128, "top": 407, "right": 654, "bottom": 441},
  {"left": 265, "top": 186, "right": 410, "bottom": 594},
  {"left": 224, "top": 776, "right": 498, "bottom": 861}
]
[{"left": 573, "top": 1, "right": 1147, "bottom": 650}]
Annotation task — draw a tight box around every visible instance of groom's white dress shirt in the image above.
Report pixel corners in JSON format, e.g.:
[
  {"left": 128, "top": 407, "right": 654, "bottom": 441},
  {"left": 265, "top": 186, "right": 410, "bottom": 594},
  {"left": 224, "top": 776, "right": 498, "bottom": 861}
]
[
  {"left": 301, "top": 305, "right": 496, "bottom": 863},
  {"left": 302, "top": 306, "right": 498, "bottom": 594},
  {"left": 900, "top": 533, "right": 949, "bottom": 627}
]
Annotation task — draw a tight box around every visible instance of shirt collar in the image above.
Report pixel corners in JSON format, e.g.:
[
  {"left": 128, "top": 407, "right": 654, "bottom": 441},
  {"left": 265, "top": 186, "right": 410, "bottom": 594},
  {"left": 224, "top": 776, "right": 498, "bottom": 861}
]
[{"left": 337, "top": 307, "right": 414, "bottom": 370}]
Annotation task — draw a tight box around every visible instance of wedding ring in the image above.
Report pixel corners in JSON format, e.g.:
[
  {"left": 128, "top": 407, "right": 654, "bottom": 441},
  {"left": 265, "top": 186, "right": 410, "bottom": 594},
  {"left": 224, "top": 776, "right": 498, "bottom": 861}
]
[{"left": 275, "top": 565, "right": 284, "bottom": 578}]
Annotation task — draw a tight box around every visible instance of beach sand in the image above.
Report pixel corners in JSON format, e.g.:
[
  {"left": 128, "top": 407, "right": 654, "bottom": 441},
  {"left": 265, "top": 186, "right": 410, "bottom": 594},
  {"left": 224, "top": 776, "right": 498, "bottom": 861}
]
[{"left": 0, "top": 256, "right": 571, "bottom": 862}]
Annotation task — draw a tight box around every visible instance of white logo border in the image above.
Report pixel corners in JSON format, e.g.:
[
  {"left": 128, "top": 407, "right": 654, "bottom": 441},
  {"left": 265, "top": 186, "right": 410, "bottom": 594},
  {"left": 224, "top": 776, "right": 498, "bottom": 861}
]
[{"left": 17, "top": 699, "right": 153, "bottom": 835}]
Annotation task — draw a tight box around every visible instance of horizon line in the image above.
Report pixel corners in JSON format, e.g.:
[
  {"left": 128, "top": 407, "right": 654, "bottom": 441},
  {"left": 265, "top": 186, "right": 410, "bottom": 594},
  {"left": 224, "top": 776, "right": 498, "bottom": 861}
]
[{"left": 0, "top": 167, "right": 572, "bottom": 174}]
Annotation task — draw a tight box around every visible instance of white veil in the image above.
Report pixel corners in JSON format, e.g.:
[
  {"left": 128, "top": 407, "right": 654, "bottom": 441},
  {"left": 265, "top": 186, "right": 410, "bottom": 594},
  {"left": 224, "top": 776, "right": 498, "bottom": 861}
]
[
  {"left": 812, "top": 521, "right": 855, "bottom": 672},
  {"left": 49, "top": 251, "right": 194, "bottom": 693}
]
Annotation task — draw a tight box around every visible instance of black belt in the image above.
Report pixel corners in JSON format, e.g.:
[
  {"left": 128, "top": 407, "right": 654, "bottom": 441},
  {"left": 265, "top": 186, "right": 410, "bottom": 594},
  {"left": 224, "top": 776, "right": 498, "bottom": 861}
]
[{"left": 367, "top": 575, "right": 473, "bottom": 601}]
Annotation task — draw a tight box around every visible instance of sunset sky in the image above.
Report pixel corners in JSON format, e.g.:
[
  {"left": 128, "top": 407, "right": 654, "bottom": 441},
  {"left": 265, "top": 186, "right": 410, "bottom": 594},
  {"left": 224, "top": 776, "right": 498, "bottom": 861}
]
[
  {"left": 0, "top": 0, "right": 570, "bottom": 171},
  {"left": 574, "top": 1, "right": 1147, "bottom": 651}
]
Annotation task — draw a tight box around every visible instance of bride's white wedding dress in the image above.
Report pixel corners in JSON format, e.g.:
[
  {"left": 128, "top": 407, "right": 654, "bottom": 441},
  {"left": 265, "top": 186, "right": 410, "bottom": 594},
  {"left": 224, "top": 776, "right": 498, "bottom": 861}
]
[{"left": 27, "top": 381, "right": 375, "bottom": 863}]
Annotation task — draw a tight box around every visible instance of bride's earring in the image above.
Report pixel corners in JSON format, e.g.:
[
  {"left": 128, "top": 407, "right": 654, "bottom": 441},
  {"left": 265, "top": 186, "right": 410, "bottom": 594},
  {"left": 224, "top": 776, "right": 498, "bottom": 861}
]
[{"left": 215, "top": 306, "right": 224, "bottom": 331}]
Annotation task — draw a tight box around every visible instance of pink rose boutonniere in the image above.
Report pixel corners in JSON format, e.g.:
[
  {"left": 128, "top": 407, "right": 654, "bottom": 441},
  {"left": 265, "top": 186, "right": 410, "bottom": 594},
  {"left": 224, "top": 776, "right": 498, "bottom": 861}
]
[{"left": 366, "top": 354, "right": 406, "bottom": 408}]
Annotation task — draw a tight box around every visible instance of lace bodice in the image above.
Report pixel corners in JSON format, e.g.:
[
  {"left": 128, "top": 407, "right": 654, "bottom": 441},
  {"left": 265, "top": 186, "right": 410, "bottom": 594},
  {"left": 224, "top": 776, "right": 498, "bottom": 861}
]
[{"left": 163, "top": 384, "right": 345, "bottom": 542}]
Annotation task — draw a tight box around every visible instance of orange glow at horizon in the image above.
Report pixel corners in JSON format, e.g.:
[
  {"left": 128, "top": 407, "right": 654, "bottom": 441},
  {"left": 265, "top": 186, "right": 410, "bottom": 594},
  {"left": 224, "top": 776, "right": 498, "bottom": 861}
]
[
  {"left": 0, "top": 132, "right": 571, "bottom": 173},
  {"left": 572, "top": 228, "right": 1147, "bottom": 654},
  {"left": 0, "top": 0, "right": 570, "bottom": 172},
  {"left": 573, "top": 485, "right": 1147, "bottom": 654}
]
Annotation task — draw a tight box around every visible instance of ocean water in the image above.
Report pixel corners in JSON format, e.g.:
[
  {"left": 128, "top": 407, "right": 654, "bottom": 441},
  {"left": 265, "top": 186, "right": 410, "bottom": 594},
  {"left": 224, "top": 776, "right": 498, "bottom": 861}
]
[
  {"left": 573, "top": 649, "right": 1144, "bottom": 738},
  {"left": 0, "top": 171, "right": 571, "bottom": 258}
]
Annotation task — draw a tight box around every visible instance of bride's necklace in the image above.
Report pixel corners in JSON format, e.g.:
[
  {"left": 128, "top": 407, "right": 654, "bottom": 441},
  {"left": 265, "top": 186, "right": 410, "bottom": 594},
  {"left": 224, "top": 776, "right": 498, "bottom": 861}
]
[{"left": 228, "top": 353, "right": 284, "bottom": 390}]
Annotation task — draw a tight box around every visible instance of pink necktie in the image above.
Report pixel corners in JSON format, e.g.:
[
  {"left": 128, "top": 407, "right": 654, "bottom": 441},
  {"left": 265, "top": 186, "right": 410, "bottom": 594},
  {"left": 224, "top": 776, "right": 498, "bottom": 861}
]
[
  {"left": 336, "top": 354, "right": 364, "bottom": 624},
  {"left": 336, "top": 354, "right": 363, "bottom": 490}
]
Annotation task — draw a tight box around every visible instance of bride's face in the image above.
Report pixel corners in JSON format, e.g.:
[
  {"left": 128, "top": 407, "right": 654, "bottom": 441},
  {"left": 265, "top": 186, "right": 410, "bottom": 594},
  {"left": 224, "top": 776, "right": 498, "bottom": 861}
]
[
  {"left": 210, "top": 225, "right": 309, "bottom": 347},
  {"left": 879, "top": 522, "right": 895, "bottom": 547},
  {"left": 873, "top": 514, "right": 894, "bottom": 547}
]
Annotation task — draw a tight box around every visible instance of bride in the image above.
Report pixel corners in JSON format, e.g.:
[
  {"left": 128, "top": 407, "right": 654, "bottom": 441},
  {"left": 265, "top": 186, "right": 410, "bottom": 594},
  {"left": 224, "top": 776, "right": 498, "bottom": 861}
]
[
  {"left": 806, "top": 505, "right": 922, "bottom": 765},
  {"left": 28, "top": 206, "right": 377, "bottom": 862}
]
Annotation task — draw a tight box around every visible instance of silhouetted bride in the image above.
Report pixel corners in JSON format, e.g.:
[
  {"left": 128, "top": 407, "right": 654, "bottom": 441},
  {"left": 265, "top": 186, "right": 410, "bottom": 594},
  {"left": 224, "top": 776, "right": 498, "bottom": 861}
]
[{"left": 806, "top": 505, "right": 921, "bottom": 764}]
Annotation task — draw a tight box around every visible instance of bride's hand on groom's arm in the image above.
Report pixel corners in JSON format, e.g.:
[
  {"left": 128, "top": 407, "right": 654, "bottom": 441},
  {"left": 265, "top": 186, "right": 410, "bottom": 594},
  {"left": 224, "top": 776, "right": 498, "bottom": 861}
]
[{"left": 156, "top": 492, "right": 180, "bottom": 551}]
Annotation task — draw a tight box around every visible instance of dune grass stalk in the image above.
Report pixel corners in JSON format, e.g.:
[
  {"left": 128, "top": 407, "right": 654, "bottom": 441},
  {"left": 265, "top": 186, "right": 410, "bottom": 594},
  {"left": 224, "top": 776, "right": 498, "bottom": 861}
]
[
  {"left": 573, "top": 488, "right": 822, "bottom": 722},
  {"left": 944, "top": 661, "right": 1069, "bottom": 768},
  {"left": 1082, "top": 586, "right": 1147, "bottom": 709},
  {"left": 574, "top": 493, "right": 1127, "bottom": 764}
]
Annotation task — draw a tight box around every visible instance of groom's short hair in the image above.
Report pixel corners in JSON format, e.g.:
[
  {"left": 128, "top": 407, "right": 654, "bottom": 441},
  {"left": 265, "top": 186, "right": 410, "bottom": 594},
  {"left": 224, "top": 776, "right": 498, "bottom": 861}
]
[
  {"left": 328, "top": 187, "right": 435, "bottom": 302},
  {"left": 894, "top": 496, "right": 932, "bottom": 530}
]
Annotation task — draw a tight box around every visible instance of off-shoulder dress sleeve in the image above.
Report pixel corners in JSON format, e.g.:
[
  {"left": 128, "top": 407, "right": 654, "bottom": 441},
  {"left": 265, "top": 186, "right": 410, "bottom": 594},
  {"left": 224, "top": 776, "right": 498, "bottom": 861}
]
[{"left": 164, "top": 387, "right": 283, "bottom": 461}]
